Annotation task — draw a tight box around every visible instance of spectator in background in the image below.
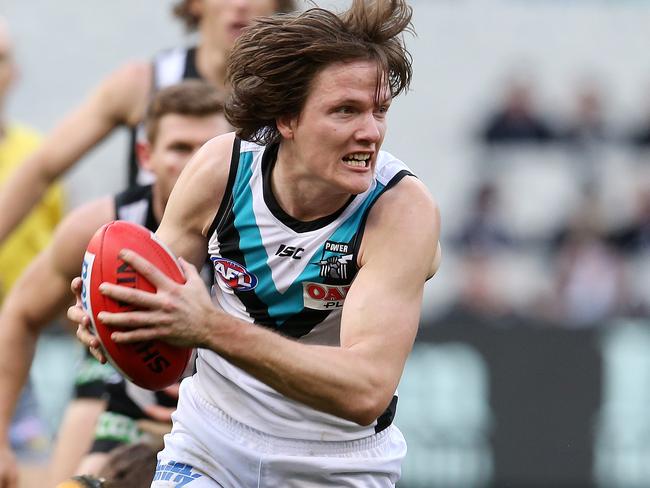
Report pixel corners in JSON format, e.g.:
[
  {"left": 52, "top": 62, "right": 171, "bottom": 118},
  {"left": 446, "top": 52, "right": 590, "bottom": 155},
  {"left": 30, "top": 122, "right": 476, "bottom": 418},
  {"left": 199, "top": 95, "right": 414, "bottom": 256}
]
[
  {"left": 480, "top": 78, "right": 557, "bottom": 145},
  {"left": 550, "top": 193, "right": 629, "bottom": 327},
  {"left": 562, "top": 83, "right": 610, "bottom": 190},
  {"left": 609, "top": 186, "right": 650, "bottom": 254},
  {"left": 629, "top": 82, "right": 650, "bottom": 148},
  {"left": 438, "top": 251, "right": 518, "bottom": 327},
  {"left": 563, "top": 83, "right": 610, "bottom": 147},
  {"left": 0, "top": 16, "right": 64, "bottom": 464},
  {"left": 454, "top": 182, "right": 515, "bottom": 253}
]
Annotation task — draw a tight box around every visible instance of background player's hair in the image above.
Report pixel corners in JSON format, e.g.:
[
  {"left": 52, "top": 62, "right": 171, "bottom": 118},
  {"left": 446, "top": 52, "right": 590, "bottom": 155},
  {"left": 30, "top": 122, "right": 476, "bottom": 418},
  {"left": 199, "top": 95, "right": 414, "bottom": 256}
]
[
  {"left": 172, "top": 0, "right": 297, "bottom": 32},
  {"left": 144, "top": 80, "right": 224, "bottom": 143},
  {"left": 226, "top": 0, "right": 414, "bottom": 145},
  {"left": 97, "top": 442, "right": 158, "bottom": 488}
]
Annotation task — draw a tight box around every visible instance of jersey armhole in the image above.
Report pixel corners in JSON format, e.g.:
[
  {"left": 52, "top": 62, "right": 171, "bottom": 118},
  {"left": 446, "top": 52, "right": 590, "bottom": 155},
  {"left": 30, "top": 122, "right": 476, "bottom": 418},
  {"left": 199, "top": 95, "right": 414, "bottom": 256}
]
[
  {"left": 206, "top": 137, "right": 241, "bottom": 239},
  {"left": 350, "top": 170, "right": 415, "bottom": 270}
]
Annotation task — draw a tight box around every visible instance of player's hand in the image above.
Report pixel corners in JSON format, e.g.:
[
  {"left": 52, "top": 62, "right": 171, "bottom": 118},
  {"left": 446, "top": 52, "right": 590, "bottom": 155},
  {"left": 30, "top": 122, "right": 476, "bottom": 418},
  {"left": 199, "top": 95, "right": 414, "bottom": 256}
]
[
  {"left": 0, "top": 441, "right": 19, "bottom": 488},
  {"left": 97, "top": 250, "right": 218, "bottom": 348},
  {"left": 68, "top": 277, "right": 108, "bottom": 364}
]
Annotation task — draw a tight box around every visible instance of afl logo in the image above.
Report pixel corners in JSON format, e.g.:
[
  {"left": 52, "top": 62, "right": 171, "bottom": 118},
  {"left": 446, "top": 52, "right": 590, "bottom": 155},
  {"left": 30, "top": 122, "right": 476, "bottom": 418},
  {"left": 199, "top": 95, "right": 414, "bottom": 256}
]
[{"left": 212, "top": 257, "right": 258, "bottom": 291}]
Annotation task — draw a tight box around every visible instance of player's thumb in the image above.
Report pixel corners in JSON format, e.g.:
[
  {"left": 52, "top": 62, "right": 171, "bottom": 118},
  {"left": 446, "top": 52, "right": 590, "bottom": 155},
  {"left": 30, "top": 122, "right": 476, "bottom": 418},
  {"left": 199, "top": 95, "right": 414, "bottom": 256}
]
[{"left": 178, "top": 257, "right": 200, "bottom": 280}]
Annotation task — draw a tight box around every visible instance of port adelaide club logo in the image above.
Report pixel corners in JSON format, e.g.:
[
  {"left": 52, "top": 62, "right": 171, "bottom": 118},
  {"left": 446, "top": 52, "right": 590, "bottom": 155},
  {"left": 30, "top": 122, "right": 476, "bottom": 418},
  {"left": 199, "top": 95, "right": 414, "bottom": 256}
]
[
  {"left": 303, "top": 241, "right": 354, "bottom": 310},
  {"left": 212, "top": 257, "right": 258, "bottom": 291}
]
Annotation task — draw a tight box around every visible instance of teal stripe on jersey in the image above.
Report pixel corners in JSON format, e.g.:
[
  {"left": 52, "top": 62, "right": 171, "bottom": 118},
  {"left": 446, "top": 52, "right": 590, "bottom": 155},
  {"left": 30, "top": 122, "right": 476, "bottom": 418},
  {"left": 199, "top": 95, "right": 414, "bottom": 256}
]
[
  {"left": 232, "top": 168, "right": 387, "bottom": 325},
  {"left": 232, "top": 151, "right": 254, "bottom": 197},
  {"left": 272, "top": 180, "right": 388, "bottom": 325}
]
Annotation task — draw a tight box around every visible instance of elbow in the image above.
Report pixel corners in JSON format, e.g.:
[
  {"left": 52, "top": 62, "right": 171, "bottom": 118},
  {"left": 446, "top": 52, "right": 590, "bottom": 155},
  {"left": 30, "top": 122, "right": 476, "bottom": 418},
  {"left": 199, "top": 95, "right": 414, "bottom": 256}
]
[{"left": 341, "top": 391, "right": 394, "bottom": 427}]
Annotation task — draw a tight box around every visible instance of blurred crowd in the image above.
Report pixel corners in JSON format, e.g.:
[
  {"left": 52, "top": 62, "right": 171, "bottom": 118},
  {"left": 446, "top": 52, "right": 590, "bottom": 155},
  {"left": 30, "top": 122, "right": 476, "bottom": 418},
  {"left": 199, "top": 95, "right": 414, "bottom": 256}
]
[{"left": 431, "top": 77, "right": 650, "bottom": 328}]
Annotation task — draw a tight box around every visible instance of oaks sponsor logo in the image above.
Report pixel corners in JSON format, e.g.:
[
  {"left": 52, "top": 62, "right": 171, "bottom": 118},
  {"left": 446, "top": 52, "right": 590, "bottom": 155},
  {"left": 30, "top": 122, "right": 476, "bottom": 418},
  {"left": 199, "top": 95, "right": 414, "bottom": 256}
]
[
  {"left": 303, "top": 282, "right": 351, "bottom": 310},
  {"left": 211, "top": 257, "right": 258, "bottom": 291}
]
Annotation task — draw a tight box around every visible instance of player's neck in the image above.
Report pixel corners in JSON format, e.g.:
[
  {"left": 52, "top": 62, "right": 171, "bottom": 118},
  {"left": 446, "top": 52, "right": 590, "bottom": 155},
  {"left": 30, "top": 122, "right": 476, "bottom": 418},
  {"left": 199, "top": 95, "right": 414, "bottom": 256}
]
[
  {"left": 195, "top": 40, "right": 228, "bottom": 90},
  {"left": 272, "top": 146, "right": 351, "bottom": 222}
]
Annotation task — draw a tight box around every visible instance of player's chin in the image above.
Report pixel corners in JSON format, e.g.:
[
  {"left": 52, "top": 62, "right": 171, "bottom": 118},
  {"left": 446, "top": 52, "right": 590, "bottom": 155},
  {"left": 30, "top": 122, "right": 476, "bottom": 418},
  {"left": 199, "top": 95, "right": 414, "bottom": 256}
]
[{"left": 339, "top": 174, "right": 373, "bottom": 195}]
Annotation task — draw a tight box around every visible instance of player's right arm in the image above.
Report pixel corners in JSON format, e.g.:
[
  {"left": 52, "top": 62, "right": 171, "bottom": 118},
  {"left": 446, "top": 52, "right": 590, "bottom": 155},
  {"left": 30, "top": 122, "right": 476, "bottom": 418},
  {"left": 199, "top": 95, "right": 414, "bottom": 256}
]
[
  {"left": 0, "top": 61, "right": 151, "bottom": 245},
  {"left": 0, "top": 198, "right": 114, "bottom": 488}
]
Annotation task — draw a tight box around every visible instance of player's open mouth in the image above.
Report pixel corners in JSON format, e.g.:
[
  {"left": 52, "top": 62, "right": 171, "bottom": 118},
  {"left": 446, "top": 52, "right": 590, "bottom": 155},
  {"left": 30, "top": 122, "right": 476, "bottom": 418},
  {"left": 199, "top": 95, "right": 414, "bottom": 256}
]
[{"left": 342, "top": 153, "right": 371, "bottom": 168}]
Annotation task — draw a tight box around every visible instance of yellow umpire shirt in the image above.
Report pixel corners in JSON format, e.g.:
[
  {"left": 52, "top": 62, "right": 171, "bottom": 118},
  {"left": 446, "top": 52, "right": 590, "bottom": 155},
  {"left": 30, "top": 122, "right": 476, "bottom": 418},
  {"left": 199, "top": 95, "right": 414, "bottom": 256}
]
[{"left": 0, "top": 123, "right": 64, "bottom": 301}]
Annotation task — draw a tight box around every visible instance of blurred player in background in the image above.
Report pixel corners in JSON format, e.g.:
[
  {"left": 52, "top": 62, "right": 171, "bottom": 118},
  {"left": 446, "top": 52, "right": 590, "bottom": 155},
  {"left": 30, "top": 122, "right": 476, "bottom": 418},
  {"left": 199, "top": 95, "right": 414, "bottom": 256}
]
[
  {"left": 0, "top": 14, "right": 64, "bottom": 479},
  {"left": 0, "top": 0, "right": 295, "bottom": 246},
  {"left": 0, "top": 18, "right": 64, "bottom": 304},
  {"left": 73, "top": 1, "right": 441, "bottom": 486},
  {"left": 0, "top": 81, "right": 229, "bottom": 488}
]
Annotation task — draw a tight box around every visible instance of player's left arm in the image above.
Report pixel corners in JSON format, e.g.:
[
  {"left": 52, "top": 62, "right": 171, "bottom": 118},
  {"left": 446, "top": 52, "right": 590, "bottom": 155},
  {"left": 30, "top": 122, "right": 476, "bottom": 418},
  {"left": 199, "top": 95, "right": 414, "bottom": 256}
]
[{"left": 224, "top": 177, "right": 440, "bottom": 424}]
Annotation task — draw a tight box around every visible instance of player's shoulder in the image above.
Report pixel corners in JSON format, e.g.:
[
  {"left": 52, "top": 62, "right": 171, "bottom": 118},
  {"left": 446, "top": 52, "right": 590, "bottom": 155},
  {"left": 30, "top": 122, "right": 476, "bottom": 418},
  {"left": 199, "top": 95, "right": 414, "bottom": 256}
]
[
  {"left": 185, "top": 132, "right": 238, "bottom": 178},
  {"left": 372, "top": 154, "right": 438, "bottom": 224},
  {"left": 360, "top": 157, "right": 440, "bottom": 264}
]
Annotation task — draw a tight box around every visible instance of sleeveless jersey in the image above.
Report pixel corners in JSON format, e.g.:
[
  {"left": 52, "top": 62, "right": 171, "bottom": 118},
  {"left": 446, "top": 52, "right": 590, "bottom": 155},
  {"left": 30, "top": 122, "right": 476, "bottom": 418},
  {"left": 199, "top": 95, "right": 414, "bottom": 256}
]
[
  {"left": 127, "top": 46, "right": 201, "bottom": 186},
  {"left": 196, "top": 138, "right": 413, "bottom": 441}
]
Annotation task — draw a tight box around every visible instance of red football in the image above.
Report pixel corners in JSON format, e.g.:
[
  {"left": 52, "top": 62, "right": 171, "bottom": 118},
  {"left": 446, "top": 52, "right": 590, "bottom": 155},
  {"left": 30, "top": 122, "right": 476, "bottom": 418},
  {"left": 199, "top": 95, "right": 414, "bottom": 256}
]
[{"left": 80, "top": 220, "right": 191, "bottom": 390}]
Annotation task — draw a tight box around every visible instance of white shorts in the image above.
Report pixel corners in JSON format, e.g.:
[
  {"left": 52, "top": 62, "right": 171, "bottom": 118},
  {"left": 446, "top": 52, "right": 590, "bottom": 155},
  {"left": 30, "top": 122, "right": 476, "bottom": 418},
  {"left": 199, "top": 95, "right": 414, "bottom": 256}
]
[{"left": 150, "top": 377, "right": 406, "bottom": 487}]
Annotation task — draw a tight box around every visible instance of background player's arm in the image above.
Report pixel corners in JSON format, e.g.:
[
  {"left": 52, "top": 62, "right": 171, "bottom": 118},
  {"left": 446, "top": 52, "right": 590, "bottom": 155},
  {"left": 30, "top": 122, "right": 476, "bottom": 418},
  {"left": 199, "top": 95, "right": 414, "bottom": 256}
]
[
  {"left": 0, "top": 62, "right": 150, "bottom": 245},
  {"left": 0, "top": 198, "right": 114, "bottom": 469}
]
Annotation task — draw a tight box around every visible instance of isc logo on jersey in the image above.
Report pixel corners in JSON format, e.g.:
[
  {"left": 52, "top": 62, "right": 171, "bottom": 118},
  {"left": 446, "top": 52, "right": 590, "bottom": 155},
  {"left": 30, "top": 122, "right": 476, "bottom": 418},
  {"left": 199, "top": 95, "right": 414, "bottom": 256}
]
[
  {"left": 303, "top": 282, "right": 351, "bottom": 310},
  {"left": 212, "top": 257, "right": 258, "bottom": 291}
]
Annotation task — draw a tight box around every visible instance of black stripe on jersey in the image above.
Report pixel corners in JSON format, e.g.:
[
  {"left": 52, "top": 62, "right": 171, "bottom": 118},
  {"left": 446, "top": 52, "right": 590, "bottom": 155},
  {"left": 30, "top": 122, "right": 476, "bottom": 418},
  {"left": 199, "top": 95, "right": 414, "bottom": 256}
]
[
  {"left": 127, "top": 128, "right": 140, "bottom": 187},
  {"left": 261, "top": 143, "right": 355, "bottom": 233},
  {"left": 183, "top": 46, "right": 201, "bottom": 80},
  {"left": 277, "top": 308, "right": 330, "bottom": 339},
  {"left": 207, "top": 137, "right": 241, "bottom": 239},
  {"left": 350, "top": 170, "right": 414, "bottom": 269},
  {"left": 375, "top": 395, "right": 398, "bottom": 433},
  {"left": 217, "top": 219, "right": 278, "bottom": 328},
  {"left": 113, "top": 184, "right": 159, "bottom": 231},
  {"left": 212, "top": 139, "right": 278, "bottom": 328}
]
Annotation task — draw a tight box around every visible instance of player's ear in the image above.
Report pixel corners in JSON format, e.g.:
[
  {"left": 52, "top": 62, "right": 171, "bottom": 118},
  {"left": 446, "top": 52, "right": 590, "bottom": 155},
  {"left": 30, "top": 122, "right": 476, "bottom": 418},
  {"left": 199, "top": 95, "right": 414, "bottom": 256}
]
[
  {"left": 136, "top": 141, "right": 153, "bottom": 171},
  {"left": 276, "top": 114, "right": 296, "bottom": 140}
]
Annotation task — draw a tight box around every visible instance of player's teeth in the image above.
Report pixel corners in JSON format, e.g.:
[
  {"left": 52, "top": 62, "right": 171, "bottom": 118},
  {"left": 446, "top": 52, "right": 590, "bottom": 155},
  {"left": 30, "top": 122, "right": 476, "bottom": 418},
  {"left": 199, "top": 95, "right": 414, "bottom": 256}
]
[{"left": 344, "top": 160, "right": 366, "bottom": 167}]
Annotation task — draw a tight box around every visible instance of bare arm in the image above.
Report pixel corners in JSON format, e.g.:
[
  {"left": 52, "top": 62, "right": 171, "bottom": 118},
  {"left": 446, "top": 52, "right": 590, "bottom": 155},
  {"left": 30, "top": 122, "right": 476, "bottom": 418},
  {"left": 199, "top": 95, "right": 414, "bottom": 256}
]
[
  {"left": 0, "top": 62, "right": 150, "bottom": 244},
  {"left": 99, "top": 160, "right": 440, "bottom": 425},
  {"left": 0, "top": 198, "right": 113, "bottom": 445},
  {"left": 207, "top": 177, "right": 440, "bottom": 423}
]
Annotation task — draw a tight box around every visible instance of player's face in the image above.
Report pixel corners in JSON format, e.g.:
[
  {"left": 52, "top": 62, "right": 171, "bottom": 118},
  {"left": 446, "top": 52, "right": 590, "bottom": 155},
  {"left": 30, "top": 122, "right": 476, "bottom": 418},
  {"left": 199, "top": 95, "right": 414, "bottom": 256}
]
[
  {"left": 284, "top": 60, "right": 390, "bottom": 197},
  {"left": 145, "top": 113, "right": 230, "bottom": 203},
  {"left": 196, "top": 0, "right": 279, "bottom": 50}
]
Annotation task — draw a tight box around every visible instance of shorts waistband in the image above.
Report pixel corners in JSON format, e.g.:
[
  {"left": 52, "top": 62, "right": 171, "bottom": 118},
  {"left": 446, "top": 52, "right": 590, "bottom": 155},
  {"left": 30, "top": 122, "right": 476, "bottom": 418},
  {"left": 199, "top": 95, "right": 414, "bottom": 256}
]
[{"left": 186, "top": 378, "right": 392, "bottom": 456}]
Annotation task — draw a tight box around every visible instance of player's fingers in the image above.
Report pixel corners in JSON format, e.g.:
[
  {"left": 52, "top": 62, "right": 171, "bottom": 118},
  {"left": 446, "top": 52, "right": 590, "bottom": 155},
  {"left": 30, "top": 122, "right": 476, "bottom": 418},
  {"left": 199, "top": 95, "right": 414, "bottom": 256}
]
[
  {"left": 178, "top": 257, "right": 198, "bottom": 280},
  {"left": 119, "top": 249, "right": 169, "bottom": 289},
  {"left": 99, "top": 282, "right": 158, "bottom": 309},
  {"left": 89, "top": 345, "right": 107, "bottom": 364},
  {"left": 98, "top": 310, "right": 166, "bottom": 328},
  {"left": 110, "top": 326, "right": 162, "bottom": 344},
  {"left": 67, "top": 303, "right": 89, "bottom": 327},
  {"left": 76, "top": 322, "right": 99, "bottom": 348},
  {"left": 70, "top": 276, "right": 83, "bottom": 301}
]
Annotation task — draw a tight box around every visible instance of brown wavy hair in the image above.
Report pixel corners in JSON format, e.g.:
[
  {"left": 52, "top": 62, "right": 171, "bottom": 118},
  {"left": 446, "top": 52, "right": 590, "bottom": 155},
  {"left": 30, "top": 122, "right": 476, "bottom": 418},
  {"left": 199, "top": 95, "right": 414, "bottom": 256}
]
[
  {"left": 145, "top": 80, "right": 224, "bottom": 143},
  {"left": 225, "top": 0, "right": 414, "bottom": 145},
  {"left": 173, "top": 0, "right": 297, "bottom": 32}
]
